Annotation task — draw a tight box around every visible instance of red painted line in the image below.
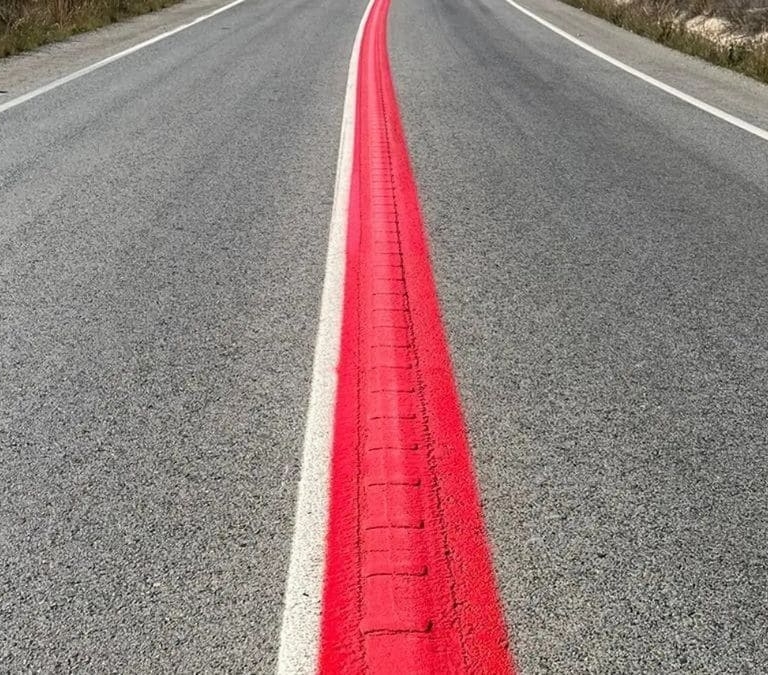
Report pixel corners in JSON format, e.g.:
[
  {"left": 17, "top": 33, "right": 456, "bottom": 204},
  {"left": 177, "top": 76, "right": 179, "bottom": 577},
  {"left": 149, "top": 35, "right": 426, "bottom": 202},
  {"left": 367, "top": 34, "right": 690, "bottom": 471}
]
[{"left": 319, "top": 0, "right": 514, "bottom": 671}]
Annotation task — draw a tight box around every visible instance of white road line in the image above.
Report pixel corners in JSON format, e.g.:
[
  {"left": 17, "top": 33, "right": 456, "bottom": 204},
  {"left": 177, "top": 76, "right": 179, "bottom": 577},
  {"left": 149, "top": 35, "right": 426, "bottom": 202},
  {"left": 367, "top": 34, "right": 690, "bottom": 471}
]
[
  {"left": 275, "top": 0, "right": 374, "bottom": 672},
  {"left": 0, "top": 0, "right": 249, "bottom": 115},
  {"left": 502, "top": 0, "right": 768, "bottom": 143}
]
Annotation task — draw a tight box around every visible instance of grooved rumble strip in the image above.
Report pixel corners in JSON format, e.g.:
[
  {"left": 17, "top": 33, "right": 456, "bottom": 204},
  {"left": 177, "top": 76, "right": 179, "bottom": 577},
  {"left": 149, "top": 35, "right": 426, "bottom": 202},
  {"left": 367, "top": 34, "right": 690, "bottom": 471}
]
[{"left": 318, "top": 0, "right": 514, "bottom": 671}]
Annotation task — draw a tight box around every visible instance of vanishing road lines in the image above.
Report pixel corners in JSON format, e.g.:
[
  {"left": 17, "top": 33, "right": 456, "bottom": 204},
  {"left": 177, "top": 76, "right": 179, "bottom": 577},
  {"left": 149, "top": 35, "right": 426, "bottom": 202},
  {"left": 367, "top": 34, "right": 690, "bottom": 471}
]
[{"left": 312, "top": 0, "right": 514, "bottom": 670}]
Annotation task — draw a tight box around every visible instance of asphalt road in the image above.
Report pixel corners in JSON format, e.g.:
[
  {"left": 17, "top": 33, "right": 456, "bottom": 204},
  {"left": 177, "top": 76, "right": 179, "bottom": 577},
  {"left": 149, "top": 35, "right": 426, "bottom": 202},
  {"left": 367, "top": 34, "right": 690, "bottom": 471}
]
[
  {"left": 390, "top": 0, "right": 768, "bottom": 672},
  {"left": 2, "top": 0, "right": 768, "bottom": 671},
  {"left": 0, "top": 0, "right": 361, "bottom": 669}
]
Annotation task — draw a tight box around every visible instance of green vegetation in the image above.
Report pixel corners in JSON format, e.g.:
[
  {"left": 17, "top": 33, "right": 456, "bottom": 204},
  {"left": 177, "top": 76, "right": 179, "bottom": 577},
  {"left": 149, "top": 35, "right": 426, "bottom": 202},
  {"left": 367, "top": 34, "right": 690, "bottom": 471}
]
[
  {"left": 558, "top": 0, "right": 768, "bottom": 84},
  {"left": 0, "top": 0, "right": 184, "bottom": 57}
]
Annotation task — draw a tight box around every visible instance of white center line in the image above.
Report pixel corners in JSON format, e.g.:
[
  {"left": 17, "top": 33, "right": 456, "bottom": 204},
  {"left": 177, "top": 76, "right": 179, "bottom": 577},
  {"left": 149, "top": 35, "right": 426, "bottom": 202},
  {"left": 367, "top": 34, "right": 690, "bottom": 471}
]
[
  {"left": 502, "top": 0, "right": 768, "bottom": 143},
  {"left": 275, "top": 0, "right": 375, "bottom": 672}
]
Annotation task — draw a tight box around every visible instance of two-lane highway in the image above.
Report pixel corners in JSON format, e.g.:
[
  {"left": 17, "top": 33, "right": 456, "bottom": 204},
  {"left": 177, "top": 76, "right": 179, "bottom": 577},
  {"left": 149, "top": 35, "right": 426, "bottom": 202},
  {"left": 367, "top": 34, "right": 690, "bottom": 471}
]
[{"left": 2, "top": 0, "right": 768, "bottom": 671}]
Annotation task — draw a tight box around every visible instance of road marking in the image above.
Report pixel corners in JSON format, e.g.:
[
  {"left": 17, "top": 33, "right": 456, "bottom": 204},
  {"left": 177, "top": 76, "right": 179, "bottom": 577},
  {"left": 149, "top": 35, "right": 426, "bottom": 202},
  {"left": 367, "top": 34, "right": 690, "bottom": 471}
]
[
  {"left": 317, "top": 0, "right": 513, "bottom": 670},
  {"left": 0, "top": 0, "right": 249, "bottom": 115},
  {"left": 275, "top": 0, "right": 375, "bottom": 672},
  {"left": 503, "top": 0, "right": 768, "bottom": 143}
]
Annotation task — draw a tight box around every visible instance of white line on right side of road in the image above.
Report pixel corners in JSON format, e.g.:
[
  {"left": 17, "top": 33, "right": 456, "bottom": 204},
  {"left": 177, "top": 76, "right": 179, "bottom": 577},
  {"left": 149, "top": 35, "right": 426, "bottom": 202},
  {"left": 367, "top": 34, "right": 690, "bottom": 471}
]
[
  {"left": 275, "top": 0, "right": 375, "bottom": 672},
  {"left": 0, "top": 0, "right": 249, "bottom": 115},
  {"left": 503, "top": 0, "right": 768, "bottom": 143}
]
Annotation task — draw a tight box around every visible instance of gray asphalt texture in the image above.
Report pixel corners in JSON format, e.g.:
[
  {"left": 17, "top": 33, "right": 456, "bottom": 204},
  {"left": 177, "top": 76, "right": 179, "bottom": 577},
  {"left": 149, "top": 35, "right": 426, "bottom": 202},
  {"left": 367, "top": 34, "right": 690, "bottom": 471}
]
[
  {"left": 0, "top": 0, "right": 361, "bottom": 670},
  {"left": 389, "top": 0, "right": 768, "bottom": 672},
  {"left": 3, "top": 0, "right": 768, "bottom": 671}
]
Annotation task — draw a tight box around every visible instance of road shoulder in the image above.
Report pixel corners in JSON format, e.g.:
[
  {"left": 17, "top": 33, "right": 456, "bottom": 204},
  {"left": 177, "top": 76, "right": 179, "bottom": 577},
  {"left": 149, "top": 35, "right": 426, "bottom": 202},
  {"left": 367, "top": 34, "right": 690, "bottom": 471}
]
[
  {"left": 0, "top": 0, "right": 240, "bottom": 101},
  {"left": 498, "top": 0, "right": 768, "bottom": 130}
]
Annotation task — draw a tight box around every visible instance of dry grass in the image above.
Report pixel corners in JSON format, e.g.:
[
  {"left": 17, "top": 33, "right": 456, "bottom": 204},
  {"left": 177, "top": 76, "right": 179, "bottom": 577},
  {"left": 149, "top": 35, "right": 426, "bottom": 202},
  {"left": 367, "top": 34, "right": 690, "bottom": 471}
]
[
  {"left": 0, "top": 0, "right": 183, "bottom": 57},
  {"left": 559, "top": 0, "right": 768, "bottom": 83}
]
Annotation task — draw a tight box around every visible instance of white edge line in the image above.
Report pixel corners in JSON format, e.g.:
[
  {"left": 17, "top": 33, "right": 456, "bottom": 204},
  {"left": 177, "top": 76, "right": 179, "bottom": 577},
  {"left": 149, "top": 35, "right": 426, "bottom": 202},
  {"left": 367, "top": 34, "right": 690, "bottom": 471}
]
[
  {"left": 275, "top": 0, "right": 375, "bottom": 672},
  {"left": 0, "top": 0, "right": 249, "bottom": 115},
  {"left": 503, "top": 0, "right": 768, "bottom": 142}
]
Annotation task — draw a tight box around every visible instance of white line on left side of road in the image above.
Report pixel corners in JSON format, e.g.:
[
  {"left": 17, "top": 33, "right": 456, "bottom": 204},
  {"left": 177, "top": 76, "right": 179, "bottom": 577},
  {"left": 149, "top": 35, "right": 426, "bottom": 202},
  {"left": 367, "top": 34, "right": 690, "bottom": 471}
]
[
  {"left": 0, "top": 0, "right": 249, "bottom": 115},
  {"left": 502, "top": 0, "right": 768, "bottom": 143},
  {"left": 275, "top": 0, "right": 375, "bottom": 672}
]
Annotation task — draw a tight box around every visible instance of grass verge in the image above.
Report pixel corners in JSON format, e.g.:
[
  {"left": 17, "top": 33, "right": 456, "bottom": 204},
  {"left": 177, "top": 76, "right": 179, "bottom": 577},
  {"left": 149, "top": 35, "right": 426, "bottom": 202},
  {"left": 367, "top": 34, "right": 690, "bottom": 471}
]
[
  {"left": 0, "top": 0, "right": 185, "bottom": 57},
  {"left": 557, "top": 0, "right": 768, "bottom": 85}
]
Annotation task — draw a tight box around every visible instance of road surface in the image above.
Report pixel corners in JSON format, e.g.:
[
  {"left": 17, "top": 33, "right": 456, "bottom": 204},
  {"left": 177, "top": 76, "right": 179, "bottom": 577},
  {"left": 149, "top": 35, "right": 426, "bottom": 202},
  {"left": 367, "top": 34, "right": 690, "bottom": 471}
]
[{"left": 1, "top": 0, "right": 767, "bottom": 671}]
